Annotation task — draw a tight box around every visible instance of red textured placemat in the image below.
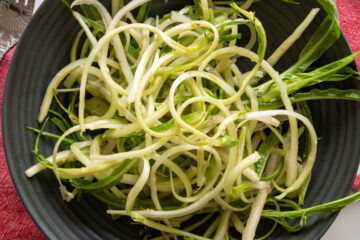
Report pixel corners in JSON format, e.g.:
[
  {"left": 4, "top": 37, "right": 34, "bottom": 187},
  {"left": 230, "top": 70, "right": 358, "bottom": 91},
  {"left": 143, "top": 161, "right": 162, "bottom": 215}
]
[
  {"left": 0, "top": 46, "right": 46, "bottom": 240},
  {"left": 0, "top": 1, "right": 359, "bottom": 239}
]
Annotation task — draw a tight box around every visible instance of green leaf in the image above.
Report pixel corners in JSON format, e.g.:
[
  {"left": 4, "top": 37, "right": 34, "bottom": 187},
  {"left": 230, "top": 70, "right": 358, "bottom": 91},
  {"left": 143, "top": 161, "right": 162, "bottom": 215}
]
[
  {"left": 51, "top": 117, "right": 68, "bottom": 133},
  {"left": 254, "top": 132, "right": 280, "bottom": 175},
  {"left": 261, "top": 158, "right": 284, "bottom": 181},
  {"left": 126, "top": 111, "right": 202, "bottom": 137},
  {"left": 128, "top": 44, "right": 140, "bottom": 59},
  {"left": 80, "top": 5, "right": 102, "bottom": 20},
  {"left": 280, "top": 0, "right": 340, "bottom": 77},
  {"left": 232, "top": 184, "right": 251, "bottom": 198},
  {"left": 298, "top": 101, "right": 313, "bottom": 162},
  {"left": 30, "top": 117, "right": 54, "bottom": 169},
  {"left": 282, "top": 16, "right": 340, "bottom": 77},
  {"left": 34, "top": 117, "right": 49, "bottom": 154},
  {"left": 216, "top": 20, "right": 250, "bottom": 29},
  {"left": 295, "top": 51, "right": 359, "bottom": 80},
  {"left": 280, "top": 0, "right": 299, "bottom": 4},
  {"left": 52, "top": 89, "right": 70, "bottom": 114},
  {"left": 81, "top": 16, "right": 105, "bottom": 33},
  {"left": 316, "top": 0, "right": 338, "bottom": 22},
  {"left": 49, "top": 109, "right": 70, "bottom": 130},
  {"left": 219, "top": 33, "right": 242, "bottom": 42},
  {"left": 258, "top": 88, "right": 360, "bottom": 110},
  {"left": 70, "top": 159, "right": 137, "bottom": 191},
  {"left": 262, "top": 190, "right": 360, "bottom": 219},
  {"left": 68, "top": 91, "right": 77, "bottom": 115},
  {"left": 61, "top": 0, "right": 73, "bottom": 12},
  {"left": 264, "top": 215, "right": 306, "bottom": 232},
  {"left": 49, "top": 109, "right": 78, "bottom": 141},
  {"left": 230, "top": 2, "right": 267, "bottom": 100},
  {"left": 193, "top": 0, "right": 201, "bottom": 17},
  {"left": 32, "top": 151, "right": 53, "bottom": 169},
  {"left": 136, "top": 1, "right": 151, "bottom": 23},
  {"left": 91, "top": 191, "right": 180, "bottom": 210},
  {"left": 111, "top": 0, "right": 124, "bottom": 17},
  {"left": 295, "top": 102, "right": 313, "bottom": 204},
  {"left": 91, "top": 192, "right": 126, "bottom": 209},
  {"left": 27, "top": 127, "right": 76, "bottom": 145},
  {"left": 258, "top": 51, "right": 360, "bottom": 102},
  {"left": 230, "top": 3, "right": 266, "bottom": 59},
  {"left": 187, "top": 6, "right": 196, "bottom": 20}
]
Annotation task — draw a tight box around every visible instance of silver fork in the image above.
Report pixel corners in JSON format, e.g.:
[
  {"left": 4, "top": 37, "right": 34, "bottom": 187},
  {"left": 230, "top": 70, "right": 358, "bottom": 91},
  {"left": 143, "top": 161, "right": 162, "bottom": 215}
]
[
  {"left": 0, "top": 0, "right": 35, "bottom": 58},
  {"left": 15, "top": 0, "right": 29, "bottom": 5}
]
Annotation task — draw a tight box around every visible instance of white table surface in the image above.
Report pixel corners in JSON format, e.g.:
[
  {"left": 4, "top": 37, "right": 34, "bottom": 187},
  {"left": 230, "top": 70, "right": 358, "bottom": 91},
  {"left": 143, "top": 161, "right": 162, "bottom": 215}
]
[
  {"left": 33, "top": 0, "right": 360, "bottom": 239},
  {"left": 322, "top": 202, "right": 360, "bottom": 240}
]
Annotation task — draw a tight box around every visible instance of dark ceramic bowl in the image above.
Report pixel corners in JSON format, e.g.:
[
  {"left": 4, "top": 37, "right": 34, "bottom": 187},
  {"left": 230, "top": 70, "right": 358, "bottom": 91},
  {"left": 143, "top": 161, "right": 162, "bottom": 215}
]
[{"left": 3, "top": 0, "right": 360, "bottom": 239}]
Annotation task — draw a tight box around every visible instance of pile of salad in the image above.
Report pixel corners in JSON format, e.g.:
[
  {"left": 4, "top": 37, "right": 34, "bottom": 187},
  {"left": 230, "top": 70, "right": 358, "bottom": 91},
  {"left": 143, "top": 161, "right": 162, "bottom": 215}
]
[{"left": 26, "top": 0, "right": 360, "bottom": 239}]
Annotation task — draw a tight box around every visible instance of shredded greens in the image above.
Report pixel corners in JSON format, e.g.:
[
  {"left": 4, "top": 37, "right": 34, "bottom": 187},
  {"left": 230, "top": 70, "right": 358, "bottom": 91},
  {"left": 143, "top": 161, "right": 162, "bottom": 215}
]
[{"left": 26, "top": 0, "right": 360, "bottom": 239}]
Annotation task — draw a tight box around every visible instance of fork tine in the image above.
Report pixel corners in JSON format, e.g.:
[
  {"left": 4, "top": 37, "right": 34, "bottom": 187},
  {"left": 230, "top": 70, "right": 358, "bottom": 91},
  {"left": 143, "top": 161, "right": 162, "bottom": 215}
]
[{"left": 15, "top": 0, "right": 28, "bottom": 6}]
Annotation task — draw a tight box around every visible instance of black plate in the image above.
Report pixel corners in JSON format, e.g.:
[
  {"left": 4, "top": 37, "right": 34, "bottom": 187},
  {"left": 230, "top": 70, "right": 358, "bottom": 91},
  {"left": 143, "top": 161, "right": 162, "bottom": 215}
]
[{"left": 3, "top": 0, "right": 360, "bottom": 239}]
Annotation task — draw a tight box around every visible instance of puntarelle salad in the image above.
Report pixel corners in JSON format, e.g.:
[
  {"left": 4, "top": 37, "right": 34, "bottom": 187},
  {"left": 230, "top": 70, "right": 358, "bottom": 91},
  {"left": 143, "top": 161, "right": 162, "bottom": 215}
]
[{"left": 25, "top": 0, "right": 360, "bottom": 239}]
